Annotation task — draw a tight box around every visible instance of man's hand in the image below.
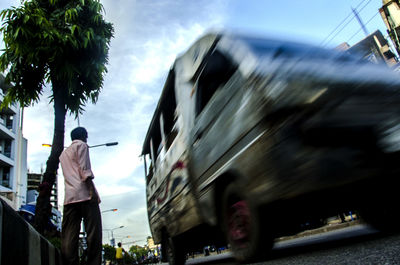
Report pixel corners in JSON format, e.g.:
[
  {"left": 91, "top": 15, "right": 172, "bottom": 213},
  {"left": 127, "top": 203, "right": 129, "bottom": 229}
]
[{"left": 86, "top": 178, "right": 96, "bottom": 199}]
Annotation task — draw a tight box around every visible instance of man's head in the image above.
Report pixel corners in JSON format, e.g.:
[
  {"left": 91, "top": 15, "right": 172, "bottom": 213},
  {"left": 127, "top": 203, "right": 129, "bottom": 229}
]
[
  {"left": 118, "top": 242, "right": 122, "bottom": 247},
  {"left": 71, "top": 127, "right": 88, "bottom": 142}
]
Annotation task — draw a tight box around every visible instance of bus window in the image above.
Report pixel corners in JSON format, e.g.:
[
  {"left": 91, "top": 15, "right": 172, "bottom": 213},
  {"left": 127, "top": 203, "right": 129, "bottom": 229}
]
[{"left": 196, "top": 50, "right": 237, "bottom": 115}]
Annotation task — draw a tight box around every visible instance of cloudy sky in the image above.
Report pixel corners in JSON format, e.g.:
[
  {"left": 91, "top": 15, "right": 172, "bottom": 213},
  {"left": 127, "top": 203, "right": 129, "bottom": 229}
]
[{"left": 0, "top": 0, "right": 389, "bottom": 246}]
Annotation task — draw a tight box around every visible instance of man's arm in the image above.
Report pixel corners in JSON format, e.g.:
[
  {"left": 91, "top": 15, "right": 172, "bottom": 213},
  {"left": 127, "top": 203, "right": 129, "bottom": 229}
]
[
  {"left": 76, "top": 142, "right": 94, "bottom": 181},
  {"left": 86, "top": 177, "right": 96, "bottom": 198}
]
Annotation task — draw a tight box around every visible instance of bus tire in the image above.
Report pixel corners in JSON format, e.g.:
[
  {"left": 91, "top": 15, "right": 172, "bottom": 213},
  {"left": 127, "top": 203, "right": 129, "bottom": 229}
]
[{"left": 222, "top": 183, "right": 273, "bottom": 263}]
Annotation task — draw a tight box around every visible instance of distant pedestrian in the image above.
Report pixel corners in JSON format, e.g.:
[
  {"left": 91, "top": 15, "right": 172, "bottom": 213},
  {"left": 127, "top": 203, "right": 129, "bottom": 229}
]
[
  {"left": 60, "top": 127, "right": 102, "bottom": 265},
  {"left": 339, "top": 212, "right": 346, "bottom": 223},
  {"left": 204, "top": 246, "right": 210, "bottom": 256},
  {"left": 116, "top": 242, "right": 126, "bottom": 264}
]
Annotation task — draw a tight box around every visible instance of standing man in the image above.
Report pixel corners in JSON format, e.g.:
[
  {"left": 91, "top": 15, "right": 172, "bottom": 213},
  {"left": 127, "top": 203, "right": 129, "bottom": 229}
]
[
  {"left": 60, "top": 127, "right": 102, "bottom": 265},
  {"left": 115, "top": 242, "right": 125, "bottom": 264}
]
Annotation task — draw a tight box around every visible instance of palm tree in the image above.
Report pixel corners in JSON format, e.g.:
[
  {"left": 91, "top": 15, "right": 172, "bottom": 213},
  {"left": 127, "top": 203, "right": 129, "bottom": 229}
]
[{"left": 0, "top": 0, "right": 114, "bottom": 235}]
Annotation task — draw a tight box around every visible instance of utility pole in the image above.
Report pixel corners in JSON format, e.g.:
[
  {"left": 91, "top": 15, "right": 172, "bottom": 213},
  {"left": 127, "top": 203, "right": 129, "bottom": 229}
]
[{"left": 352, "top": 7, "right": 369, "bottom": 37}]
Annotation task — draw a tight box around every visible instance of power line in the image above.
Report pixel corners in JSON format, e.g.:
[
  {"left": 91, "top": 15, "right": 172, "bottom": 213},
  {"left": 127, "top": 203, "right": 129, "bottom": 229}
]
[
  {"left": 321, "top": 0, "right": 373, "bottom": 47},
  {"left": 347, "top": 11, "right": 380, "bottom": 43},
  {"left": 323, "top": 0, "right": 373, "bottom": 47},
  {"left": 320, "top": 0, "right": 368, "bottom": 46}
]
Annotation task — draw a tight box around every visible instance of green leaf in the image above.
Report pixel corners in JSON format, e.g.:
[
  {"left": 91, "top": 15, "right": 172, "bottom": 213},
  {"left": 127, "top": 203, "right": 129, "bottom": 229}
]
[
  {"left": 0, "top": 10, "right": 7, "bottom": 21},
  {"left": 71, "top": 24, "right": 77, "bottom": 34},
  {"left": 23, "top": 15, "right": 30, "bottom": 23},
  {"left": 65, "top": 9, "right": 71, "bottom": 21},
  {"left": 0, "top": 0, "right": 114, "bottom": 139},
  {"left": 71, "top": 38, "right": 78, "bottom": 48},
  {"left": 86, "top": 30, "right": 91, "bottom": 41},
  {"left": 13, "top": 27, "right": 20, "bottom": 39}
]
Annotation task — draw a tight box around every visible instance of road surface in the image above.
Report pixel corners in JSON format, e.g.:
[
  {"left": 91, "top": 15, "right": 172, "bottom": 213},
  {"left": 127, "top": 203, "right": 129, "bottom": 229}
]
[{"left": 160, "top": 224, "right": 400, "bottom": 265}]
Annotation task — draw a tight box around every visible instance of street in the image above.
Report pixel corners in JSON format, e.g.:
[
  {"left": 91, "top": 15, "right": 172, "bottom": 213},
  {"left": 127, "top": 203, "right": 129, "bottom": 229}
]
[{"left": 160, "top": 224, "right": 400, "bottom": 265}]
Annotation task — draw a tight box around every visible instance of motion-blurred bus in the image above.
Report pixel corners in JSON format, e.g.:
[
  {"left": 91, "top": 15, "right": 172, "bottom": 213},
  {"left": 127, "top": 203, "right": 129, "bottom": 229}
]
[{"left": 142, "top": 32, "right": 400, "bottom": 264}]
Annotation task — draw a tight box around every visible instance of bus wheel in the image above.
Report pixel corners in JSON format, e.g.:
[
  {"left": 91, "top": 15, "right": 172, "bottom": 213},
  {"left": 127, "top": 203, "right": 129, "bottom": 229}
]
[
  {"left": 222, "top": 183, "right": 273, "bottom": 263},
  {"left": 163, "top": 232, "right": 185, "bottom": 265}
]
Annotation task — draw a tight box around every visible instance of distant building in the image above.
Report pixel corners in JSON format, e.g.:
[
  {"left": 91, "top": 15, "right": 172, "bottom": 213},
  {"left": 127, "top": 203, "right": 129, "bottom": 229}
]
[
  {"left": 335, "top": 42, "right": 351, "bottom": 51},
  {"left": 147, "top": 236, "right": 155, "bottom": 249},
  {"left": 0, "top": 74, "right": 28, "bottom": 211},
  {"left": 380, "top": 0, "right": 400, "bottom": 56},
  {"left": 27, "top": 172, "right": 59, "bottom": 210},
  {"left": 347, "top": 30, "right": 398, "bottom": 66},
  {"left": 146, "top": 236, "right": 161, "bottom": 257},
  {"left": 337, "top": 30, "right": 398, "bottom": 67},
  {"left": 147, "top": 236, "right": 160, "bottom": 251}
]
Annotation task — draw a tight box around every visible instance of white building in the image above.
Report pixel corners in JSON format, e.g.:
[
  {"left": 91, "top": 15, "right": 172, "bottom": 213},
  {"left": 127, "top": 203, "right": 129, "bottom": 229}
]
[{"left": 0, "top": 75, "right": 28, "bottom": 210}]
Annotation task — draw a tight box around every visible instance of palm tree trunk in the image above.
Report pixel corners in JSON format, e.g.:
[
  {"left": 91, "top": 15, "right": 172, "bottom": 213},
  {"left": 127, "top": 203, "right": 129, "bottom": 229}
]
[{"left": 34, "top": 85, "right": 67, "bottom": 235}]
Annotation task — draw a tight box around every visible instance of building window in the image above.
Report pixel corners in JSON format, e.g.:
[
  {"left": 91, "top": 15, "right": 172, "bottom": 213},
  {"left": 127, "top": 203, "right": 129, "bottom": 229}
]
[
  {"left": 4, "top": 139, "right": 11, "bottom": 158},
  {"left": 1, "top": 167, "right": 10, "bottom": 188},
  {"left": 195, "top": 50, "right": 237, "bottom": 116},
  {"left": 0, "top": 115, "right": 5, "bottom": 126},
  {"left": 5, "top": 115, "right": 13, "bottom": 131}
]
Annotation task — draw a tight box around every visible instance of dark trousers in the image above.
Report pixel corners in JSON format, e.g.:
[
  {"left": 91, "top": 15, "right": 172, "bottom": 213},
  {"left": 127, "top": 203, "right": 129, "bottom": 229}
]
[{"left": 61, "top": 199, "right": 102, "bottom": 265}]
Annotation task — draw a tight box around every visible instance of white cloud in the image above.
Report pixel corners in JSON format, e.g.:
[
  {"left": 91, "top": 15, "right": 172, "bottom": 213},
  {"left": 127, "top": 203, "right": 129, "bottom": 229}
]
[
  {"left": 91, "top": 1, "right": 228, "bottom": 244},
  {"left": 97, "top": 184, "right": 138, "bottom": 197},
  {"left": 92, "top": 142, "right": 142, "bottom": 180}
]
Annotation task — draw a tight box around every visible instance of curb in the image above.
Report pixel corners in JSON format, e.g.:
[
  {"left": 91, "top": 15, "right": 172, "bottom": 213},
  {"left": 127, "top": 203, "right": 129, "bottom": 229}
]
[{"left": 276, "top": 219, "right": 363, "bottom": 242}]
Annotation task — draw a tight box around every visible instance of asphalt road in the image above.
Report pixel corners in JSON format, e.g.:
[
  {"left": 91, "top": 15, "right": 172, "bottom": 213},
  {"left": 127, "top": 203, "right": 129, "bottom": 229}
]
[{"left": 166, "top": 224, "right": 400, "bottom": 265}]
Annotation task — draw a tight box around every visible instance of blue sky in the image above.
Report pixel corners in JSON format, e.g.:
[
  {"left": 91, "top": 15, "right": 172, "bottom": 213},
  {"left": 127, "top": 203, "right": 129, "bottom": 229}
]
[
  {"left": 225, "top": 0, "right": 387, "bottom": 46},
  {"left": 0, "top": 0, "right": 390, "bottom": 246}
]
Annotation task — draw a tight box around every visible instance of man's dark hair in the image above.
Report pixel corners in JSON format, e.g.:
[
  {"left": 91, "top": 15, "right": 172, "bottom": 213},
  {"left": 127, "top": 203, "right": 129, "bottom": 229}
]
[
  {"left": 118, "top": 242, "right": 122, "bottom": 247},
  {"left": 71, "top": 127, "right": 88, "bottom": 141}
]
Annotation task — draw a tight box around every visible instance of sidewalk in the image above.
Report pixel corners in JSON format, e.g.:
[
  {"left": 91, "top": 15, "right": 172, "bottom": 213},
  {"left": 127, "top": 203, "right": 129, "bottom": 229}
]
[{"left": 276, "top": 218, "right": 362, "bottom": 242}]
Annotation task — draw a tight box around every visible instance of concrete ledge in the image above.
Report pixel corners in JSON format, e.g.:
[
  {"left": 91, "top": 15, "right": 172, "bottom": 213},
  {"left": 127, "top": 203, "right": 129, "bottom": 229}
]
[{"left": 0, "top": 198, "right": 61, "bottom": 265}]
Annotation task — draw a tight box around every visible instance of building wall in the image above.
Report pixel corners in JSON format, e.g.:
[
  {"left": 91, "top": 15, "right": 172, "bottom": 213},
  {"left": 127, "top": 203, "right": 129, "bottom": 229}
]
[
  {"left": 15, "top": 135, "right": 28, "bottom": 208},
  {"left": 346, "top": 30, "right": 397, "bottom": 65},
  {"left": 380, "top": 0, "right": 400, "bottom": 56},
  {"left": 0, "top": 75, "right": 28, "bottom": 211},
  {"left": 382, "top": 1, "right": 400, "bottom": 28},
  {"left": 147, "top": 236, "right": 160, "bottom": 251},
  {"left": 337, "top": 30, "right": 398, "bottom": 68}
]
